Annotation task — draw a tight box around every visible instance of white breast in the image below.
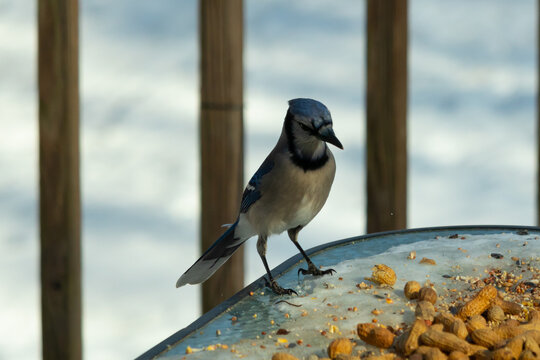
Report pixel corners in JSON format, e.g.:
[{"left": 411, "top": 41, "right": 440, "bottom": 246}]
[
  {"left": 290, "top": 195, "right": 317, "bottom": 228},
  {"left": 261, "top": 197, "right": 316, "bottom": 236}
]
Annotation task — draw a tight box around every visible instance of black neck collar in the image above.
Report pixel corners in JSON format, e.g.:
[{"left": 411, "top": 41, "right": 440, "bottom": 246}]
[{"left": 284, "top": 111, "right": 329, "bottom": 171}]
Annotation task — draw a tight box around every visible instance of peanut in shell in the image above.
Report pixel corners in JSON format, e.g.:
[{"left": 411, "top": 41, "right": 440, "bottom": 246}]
[
  {"left": 368, "top": 264, "right": 396, "bottom": 286},
  {"left": 420, "top": 329, "right": 472, "bottom": 355},
  {"left": 404, "top": 281, "right": 421, "bottom": 300},
  {"left": 456, "top": 285, "right": 498, "bottom": 320},
  {"left": 357, "top": 324, "right": 395, "bottom": 349},
  {"left": 327, "top": 338, "right": 353, "bottom": 359},
  {"left": 466, "top": 314, "right": 488, "bottom": 333},
  {"left": 395, "top": 319, "right": 427, "bottom": 356},
  {"left": 418, "top": 287, "right": 438, "bottom": 305},
  {"left": 449, "top": 319, "right": 468, "bottom": 340},
  {"left": 272, "top": 353, "right": 299, "bottom": 360},
  {"left": 470, "top": 328, "right": 503, "bottom": 349}
]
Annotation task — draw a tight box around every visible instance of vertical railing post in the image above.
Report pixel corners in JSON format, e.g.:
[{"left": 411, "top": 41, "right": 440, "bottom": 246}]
[
  {"left": 366, "top": 0, "right": 408, "bottom": 233},
  {"left": 38, "top": 0, "right": 81, "bottom": 359},
  {"left": 199, "top": 0, "right": 244, "bottom": 313}
]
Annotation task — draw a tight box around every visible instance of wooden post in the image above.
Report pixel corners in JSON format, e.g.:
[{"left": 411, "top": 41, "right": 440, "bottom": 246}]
[
  {"left": 38, "top": 0, "right": 81, "bottom": 359},
  {"left": 199, "top": 0, "right": 244, "bottom": 313},
  {"left": 366, "top": 0, "right": 408, "bottom": 233}
]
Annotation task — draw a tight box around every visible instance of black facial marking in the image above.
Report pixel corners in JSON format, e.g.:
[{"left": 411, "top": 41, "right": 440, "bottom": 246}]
[
  {"left": 299, "top": 122, "right": 311, "bottom": 132},
  {"left": 284, "top": 111, "right": 329, "bottom": 171}
]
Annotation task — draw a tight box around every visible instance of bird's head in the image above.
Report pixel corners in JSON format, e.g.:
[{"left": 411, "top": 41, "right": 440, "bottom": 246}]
[{"left": 286, "top": 98, "right": 343, "bottom": 150}]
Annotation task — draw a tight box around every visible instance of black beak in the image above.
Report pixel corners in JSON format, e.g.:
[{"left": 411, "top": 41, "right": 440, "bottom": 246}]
[{"left": 319, "top": 127, "right": 343, "bottom": 149}]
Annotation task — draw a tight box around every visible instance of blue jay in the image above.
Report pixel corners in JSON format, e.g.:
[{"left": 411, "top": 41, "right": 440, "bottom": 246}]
[{"left": 176, "top": 98, "right": 343, "bottom": 295}]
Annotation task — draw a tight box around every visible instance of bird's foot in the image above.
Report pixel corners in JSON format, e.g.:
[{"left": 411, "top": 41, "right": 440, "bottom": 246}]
[
  {"left": 264, "top": 277, "right": 297, "bottom": 296},
  {"left": 298, "top": 263, "right": 336, "bottom": 277}
]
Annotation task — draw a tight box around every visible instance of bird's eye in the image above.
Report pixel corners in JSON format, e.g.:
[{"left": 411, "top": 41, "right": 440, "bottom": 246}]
[{"left": 299, "top": 123, "right": 311, "bottom": 132}]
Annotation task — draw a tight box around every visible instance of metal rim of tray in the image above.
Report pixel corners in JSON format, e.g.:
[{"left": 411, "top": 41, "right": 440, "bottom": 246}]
[{"left": 136, "top": 224, "right": 540, "bottom": 359}]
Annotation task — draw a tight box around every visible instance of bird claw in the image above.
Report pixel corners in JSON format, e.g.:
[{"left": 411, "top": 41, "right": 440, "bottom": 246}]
[
  {"left": 264, "top": 277, "right": 298, "bottom": 296},
  {"left": 298, "top": 264, "right": 336, "bottom": 277}
]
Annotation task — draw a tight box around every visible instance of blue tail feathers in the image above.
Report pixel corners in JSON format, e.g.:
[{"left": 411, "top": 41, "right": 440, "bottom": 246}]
[{"left": 176, "top": 219, "right": 245, "bottom": 287}]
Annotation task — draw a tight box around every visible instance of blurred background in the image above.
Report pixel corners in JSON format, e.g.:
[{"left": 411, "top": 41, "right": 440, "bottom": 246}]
[{"left": 0, "top": 0, "right": 537, "bottom": 358}]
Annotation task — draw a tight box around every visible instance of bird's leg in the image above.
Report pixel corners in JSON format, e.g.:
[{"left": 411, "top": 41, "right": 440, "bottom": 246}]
[
  {"left": 288, "top": 226, "right": 336, "bottom": 277},
  {"left": 257, "top": 235, "right": 297, "bottom": 296}
]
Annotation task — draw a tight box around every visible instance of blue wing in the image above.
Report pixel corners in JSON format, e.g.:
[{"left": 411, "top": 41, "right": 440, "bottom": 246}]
[{"left": 240, "top": 159, "right": 274, "bottom": 213}]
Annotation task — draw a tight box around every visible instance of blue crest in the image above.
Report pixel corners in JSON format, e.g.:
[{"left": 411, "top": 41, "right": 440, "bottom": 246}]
[{"left": 288, "top": 98, "right": 332, "bottom": 128}]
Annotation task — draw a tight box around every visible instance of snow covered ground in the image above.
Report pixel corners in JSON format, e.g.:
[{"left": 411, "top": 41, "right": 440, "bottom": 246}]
[{"left": 0, "top": 0, "right": 536, "bottom": 358}]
